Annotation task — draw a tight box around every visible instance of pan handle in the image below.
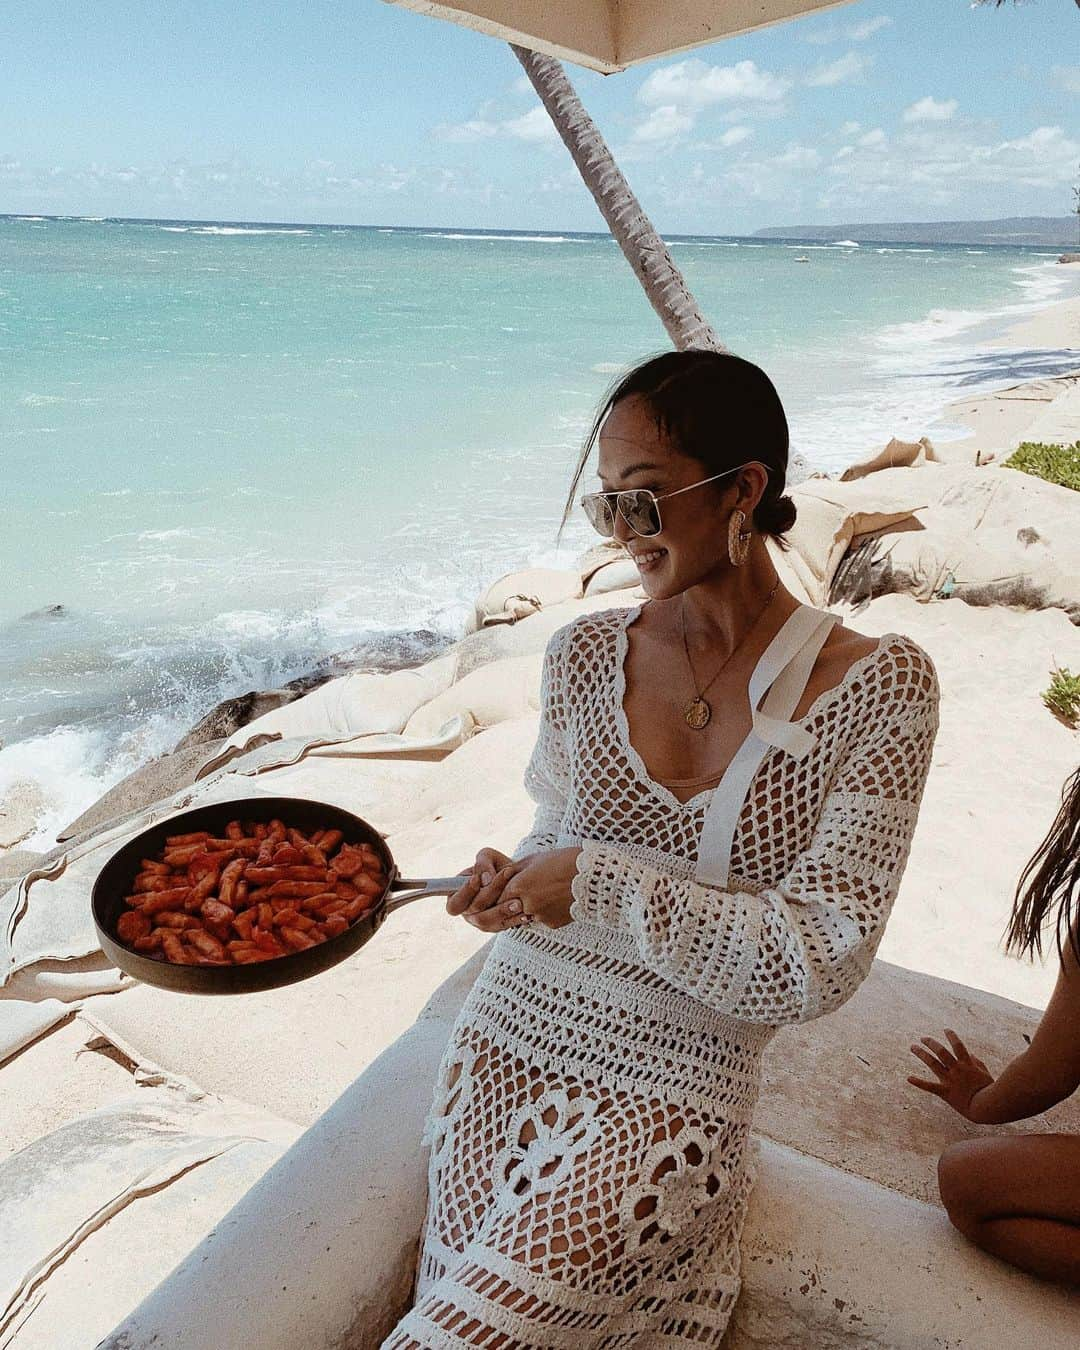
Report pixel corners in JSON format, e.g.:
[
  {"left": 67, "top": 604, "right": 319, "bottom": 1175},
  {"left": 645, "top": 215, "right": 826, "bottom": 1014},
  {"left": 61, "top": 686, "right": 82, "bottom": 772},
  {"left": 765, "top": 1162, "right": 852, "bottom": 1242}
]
[{"left": 384, "top": 875, "right": 471, "bottom": 914}]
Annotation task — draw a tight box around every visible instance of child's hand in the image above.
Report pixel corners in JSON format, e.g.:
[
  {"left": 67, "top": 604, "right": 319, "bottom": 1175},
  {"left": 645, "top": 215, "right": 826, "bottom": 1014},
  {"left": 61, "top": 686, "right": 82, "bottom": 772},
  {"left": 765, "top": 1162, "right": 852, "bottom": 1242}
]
[{"left": 907, "top": 1029, "right": 995, "bottom": 1121}]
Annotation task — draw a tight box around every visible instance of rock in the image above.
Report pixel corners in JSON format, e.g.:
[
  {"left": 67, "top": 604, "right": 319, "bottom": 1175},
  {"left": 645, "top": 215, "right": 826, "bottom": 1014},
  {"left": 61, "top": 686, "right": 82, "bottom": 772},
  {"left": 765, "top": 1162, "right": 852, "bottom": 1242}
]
[
  {"left": 0, "top": 780, "right": 50, "bottom": 848},
  {"left": 449, "top": 588, "right": 643, "bottom": 680},
  {"left": 787, "top": 448, "right": 814, "bottom": 486},
  {"left": 171, "top": 630, "right": 451, "bottom": 753},
  {"left": 283, "top": 628, "right": 447, "bottom": 695},
  {"left": 173, "top": 690, "right": 300, "bottom": 752},
  {"left": 56, "top": 738, "right": 229, "bottom": 844},
  {"left": 1058, "top": 253, "right": 1080, "bottom": 264}
]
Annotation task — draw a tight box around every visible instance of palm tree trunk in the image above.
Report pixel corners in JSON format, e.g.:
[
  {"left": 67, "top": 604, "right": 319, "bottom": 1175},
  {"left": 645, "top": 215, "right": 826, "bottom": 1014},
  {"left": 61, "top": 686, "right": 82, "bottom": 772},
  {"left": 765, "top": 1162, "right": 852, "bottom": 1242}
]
[{"left": 512, "top": 45, "right": 727, "bottom": 354}]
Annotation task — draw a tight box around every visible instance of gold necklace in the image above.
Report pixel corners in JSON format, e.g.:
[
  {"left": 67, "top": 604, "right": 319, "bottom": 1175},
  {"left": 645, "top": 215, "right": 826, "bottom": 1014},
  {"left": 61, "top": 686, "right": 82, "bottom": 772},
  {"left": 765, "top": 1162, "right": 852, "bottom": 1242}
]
[{"left": 680, "top": 578, "right": 781, "bottom": 730}]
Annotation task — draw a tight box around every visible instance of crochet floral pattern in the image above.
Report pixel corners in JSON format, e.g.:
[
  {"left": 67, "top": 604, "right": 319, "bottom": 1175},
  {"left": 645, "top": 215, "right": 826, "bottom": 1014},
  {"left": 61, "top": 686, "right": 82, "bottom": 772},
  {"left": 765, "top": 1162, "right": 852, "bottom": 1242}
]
[
  {"left": 493, "top": 1086, "right": 600, "bottom": 1208},
  {"left": 619, "top": 1125, "right": 733, "bottom": 1255}
]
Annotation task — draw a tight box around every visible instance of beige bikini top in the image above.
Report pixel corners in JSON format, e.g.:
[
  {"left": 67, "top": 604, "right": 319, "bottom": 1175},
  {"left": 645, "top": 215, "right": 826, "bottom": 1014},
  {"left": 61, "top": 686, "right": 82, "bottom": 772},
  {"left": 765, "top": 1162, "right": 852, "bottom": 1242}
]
[{"left": 653, "top": 768, "right": 725, "bottom": 789}]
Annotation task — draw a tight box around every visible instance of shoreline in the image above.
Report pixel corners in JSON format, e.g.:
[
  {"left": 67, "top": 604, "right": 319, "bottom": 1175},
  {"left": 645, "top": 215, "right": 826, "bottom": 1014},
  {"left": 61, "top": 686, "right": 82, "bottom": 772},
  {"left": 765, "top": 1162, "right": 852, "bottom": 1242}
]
[{"left": 930, "top": 287, "right": 1080, "bottom": 458}]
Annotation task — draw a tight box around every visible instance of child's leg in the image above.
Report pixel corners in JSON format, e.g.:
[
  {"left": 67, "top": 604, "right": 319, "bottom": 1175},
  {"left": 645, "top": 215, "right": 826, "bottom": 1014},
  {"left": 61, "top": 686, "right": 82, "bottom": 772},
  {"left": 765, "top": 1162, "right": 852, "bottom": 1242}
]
[{"left": 937, "top": 1134, "right": 1080, "bottom": 1285}]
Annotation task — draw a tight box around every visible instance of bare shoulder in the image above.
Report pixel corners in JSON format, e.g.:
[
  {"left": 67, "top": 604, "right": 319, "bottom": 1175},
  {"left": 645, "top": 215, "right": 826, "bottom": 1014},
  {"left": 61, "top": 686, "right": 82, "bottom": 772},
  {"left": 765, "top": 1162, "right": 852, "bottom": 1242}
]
[
  {"left": 824, "top": 621, "right": 881, "bottom": 665},
  {"left": 827, "top": 621, "right": 937, "bottom": 677},
  {"left": 813, "top": 620, "right": 939, "bottom": 713}
]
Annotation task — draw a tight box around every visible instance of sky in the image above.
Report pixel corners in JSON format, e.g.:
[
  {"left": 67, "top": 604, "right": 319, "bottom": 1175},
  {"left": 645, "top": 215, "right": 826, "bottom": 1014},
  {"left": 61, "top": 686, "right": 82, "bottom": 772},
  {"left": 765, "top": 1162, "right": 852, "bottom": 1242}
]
[{"left": 1, "top": 0, "right": 1077, "bottom": 233}]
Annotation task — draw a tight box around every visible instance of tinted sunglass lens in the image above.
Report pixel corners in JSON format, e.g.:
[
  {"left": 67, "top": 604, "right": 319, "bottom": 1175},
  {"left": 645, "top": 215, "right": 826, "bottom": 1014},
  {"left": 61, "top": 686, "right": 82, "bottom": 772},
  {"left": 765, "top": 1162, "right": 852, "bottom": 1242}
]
[
  {"left": 582, "top": 495, "right": 616, "bottom": 536},
  {"left": 621, "top": 491, "right": 661, "bottom": 536}
]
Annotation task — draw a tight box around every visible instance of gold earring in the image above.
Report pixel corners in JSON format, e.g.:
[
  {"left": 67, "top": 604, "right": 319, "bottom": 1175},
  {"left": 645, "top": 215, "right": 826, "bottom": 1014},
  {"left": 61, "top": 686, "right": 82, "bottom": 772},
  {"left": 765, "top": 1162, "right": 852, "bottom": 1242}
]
[{"left": 727, "top": 509, "right": 752, "bottom": 567}]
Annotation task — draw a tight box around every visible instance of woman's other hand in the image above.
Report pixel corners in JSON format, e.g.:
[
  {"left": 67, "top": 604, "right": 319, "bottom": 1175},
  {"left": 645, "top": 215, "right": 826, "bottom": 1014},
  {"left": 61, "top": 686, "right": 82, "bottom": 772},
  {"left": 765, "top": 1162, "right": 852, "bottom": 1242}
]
[
  {"left": 908, "top": 1029, "right": 995, "bottom": 1122},
  {"left": 446, "top": 846, "right": 513, "bottom": 916},
  {"left": 449, "top": 847, "right": 583, "bottom": 932}
]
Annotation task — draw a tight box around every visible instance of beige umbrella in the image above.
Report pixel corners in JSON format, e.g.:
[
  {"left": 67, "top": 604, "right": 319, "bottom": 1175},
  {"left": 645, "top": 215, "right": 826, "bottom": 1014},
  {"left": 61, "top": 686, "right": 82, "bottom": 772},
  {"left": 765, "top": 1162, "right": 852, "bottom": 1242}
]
[{"left": 383, "top": 1, "right": 859, "bottom": 74}]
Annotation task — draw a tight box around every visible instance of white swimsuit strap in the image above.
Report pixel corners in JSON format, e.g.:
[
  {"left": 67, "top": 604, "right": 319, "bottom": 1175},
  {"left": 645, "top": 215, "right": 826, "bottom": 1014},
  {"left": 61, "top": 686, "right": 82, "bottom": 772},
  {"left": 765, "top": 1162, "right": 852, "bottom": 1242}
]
[
  {"left": 694, "top": 606, "right": 839, "bottom": 889},
  {"left": 755, "top": 610, "right": 839, "bottom": 758}
]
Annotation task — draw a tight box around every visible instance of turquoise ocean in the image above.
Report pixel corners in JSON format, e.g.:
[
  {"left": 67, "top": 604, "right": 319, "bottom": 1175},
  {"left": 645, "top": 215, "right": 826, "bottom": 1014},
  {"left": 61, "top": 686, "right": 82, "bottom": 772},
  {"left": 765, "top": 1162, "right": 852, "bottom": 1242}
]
[{"left": 2, "top": 214, "right": 1078, "bottom": 844}]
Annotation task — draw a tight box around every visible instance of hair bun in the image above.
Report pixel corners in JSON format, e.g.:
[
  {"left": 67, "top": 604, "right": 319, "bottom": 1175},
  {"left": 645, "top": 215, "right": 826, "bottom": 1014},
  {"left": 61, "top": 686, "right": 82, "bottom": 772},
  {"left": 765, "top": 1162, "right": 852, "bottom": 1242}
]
[{"left": 755, "top": 493, "right": 797, "bottom": 537}]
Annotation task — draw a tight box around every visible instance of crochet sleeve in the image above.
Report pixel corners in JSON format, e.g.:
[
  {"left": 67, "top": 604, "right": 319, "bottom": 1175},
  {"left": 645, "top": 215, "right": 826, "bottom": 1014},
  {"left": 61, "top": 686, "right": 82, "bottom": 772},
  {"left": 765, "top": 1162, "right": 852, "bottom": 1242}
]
[
  {"left": 569, "top": 637, "right": 939, "bottom": 1024},
  {"left": 511, "top": 624, "right": 574, "bottom": 861}
]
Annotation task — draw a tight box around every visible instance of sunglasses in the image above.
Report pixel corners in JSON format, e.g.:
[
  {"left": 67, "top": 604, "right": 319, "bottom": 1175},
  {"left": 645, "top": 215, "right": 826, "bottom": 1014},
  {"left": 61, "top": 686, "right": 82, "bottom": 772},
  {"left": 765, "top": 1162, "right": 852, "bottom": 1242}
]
[{"left": 580, "top": 463, "right": 756, "bottom": 538}]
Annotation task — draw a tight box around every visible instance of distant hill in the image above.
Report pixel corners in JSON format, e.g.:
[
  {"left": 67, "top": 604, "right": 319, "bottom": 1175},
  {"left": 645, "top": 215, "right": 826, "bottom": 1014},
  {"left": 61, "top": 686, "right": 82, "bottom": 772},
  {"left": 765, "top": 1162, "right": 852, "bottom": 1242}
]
[{"left": 752, "top": 217, "right": 1078, "bottom": 247}]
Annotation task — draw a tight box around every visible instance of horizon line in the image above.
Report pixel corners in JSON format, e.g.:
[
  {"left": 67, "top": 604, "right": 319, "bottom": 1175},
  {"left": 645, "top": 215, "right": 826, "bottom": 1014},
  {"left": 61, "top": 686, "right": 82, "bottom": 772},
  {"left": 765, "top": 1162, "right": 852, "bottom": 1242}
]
[{"left": 1, "top": 210, "right": 1075, "bottom": 246}]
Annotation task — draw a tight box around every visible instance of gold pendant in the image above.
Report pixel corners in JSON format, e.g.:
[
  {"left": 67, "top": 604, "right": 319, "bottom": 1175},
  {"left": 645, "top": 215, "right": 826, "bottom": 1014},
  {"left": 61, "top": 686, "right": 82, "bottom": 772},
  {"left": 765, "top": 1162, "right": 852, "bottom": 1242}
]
[{"left": 685, "top": 697, "right": 711, "bottom": 730}]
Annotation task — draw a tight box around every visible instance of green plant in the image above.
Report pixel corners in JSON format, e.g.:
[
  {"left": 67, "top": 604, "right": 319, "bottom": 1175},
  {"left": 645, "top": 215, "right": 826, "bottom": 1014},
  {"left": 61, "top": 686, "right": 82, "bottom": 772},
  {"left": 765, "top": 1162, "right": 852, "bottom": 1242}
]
[
  {"left": 1044, "top": 666, "right": 1080, "bottom": 728},
  {"left": 1003, "top": 441, "right": 1080, "bottom": 492}
]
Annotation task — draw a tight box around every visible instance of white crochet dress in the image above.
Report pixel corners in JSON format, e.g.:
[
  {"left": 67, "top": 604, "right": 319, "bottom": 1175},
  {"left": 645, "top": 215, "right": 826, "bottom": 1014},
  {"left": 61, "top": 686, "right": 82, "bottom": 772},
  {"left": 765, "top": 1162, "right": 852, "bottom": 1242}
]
[{"left": 382, "top": 601, "right": 939, "bottom": 1349}]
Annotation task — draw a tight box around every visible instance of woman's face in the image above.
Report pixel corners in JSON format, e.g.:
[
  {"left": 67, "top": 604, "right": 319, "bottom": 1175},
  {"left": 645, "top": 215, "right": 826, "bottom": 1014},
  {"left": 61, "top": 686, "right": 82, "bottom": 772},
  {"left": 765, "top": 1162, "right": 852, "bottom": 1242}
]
[{"left": 596, "top": 394, "right": 753, "bottom": 599}]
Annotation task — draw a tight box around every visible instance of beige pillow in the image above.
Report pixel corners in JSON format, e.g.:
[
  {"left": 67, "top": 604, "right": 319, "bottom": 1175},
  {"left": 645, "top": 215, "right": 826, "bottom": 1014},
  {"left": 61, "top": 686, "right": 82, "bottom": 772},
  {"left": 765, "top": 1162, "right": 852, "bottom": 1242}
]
[
  {"left": 840, "top": 436, "right": 939, "bottom": 481},
  {"left": 403, "top": 654, "right": 542, "bottom": 739},
  {"left": 467, "top": 567, "right": 583, "bottom": 632},
  {"left": 786, "top": 474, "right": 929, "bottom": 603}
]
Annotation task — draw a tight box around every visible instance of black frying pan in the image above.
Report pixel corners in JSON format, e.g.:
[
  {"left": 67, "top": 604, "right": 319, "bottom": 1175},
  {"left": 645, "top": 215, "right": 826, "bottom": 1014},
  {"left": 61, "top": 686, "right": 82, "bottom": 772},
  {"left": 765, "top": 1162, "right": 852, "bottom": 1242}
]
[{"left": 91, "top": 795, "right": 468, "bottom": 995}]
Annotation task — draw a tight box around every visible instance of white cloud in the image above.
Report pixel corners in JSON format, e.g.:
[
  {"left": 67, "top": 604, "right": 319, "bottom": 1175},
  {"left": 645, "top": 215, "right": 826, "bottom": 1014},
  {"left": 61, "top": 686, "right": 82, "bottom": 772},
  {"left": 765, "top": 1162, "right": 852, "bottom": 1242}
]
[
  {"left": 319, "top": 162, "right": 417, "bottom": 194},
  {"left": 990, "top": 124, "right": 1079, "bottom": 182},
  {"left": 534, "top": 172, "right": 576, "bottom": 194},
  {"left": 502, "top": 106, "right": 558, "bottom": 143},
  {"left": 903, "top": 96, "right": 958, "bottom": 123},
  {"left": 805, "top": 52, "right": 871, "bottom": 88},
  {"left": 638, "top": 58, "right": 790, "bottom": 111},
  {"left": 858, "top": 128, "right": 887, "bottom": 148},
  {"left": 1050, "top": 65, "right": 1080, "bottom": 95},
  {"left": 840, "top": 120, "right": 861, "bottom": 136},
  {"left": 435, "top": 105, "right": 557, "bottom": 145},
  {"left": 805, "top": 13, "right": 893, "bottom": 44},
  {"left": 623, "top": 58, "right": 787, "bottom": 154},
  {"left": 434, "top": 119, "right": 499, "bottom": 143},
  {"left": 717, "top": 102, "right": 788, "bottom": 125},
  {"left": 819, "top": 120, "right": 1080, "bottom": 213},
  {"left": 632, "top": 105, "right": 694, "bottom": 145},
  {"left": 0, "top": 155, "right": 489, "bottom": 211},
  {"left": 847, "top": 16, "right": 894, "bottom": 42},
  {"left": 721, "top": 142, "right": 822, "bottom": 200}
]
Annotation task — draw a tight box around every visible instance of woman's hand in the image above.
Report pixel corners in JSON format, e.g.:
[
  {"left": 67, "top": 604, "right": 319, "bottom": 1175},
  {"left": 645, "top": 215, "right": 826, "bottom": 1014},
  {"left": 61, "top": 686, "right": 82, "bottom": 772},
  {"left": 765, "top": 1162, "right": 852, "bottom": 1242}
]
[
  {"left": 446, "top": 846, "right": 513, "bottom": 917},
  {"left": 907, "top": 1029, "right": 995, "bottom": 1122},
  {"left": 447, "top": 846, "right": 583, "bottom": 932}
]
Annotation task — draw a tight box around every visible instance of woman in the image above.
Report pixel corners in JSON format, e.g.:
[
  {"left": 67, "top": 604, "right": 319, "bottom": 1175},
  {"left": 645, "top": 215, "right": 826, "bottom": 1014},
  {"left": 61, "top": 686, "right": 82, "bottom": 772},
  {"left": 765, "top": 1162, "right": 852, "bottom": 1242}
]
[
  {"left": 382, "top": 350, "right": 940, "bottom": 1348},
  {"left": 908, "top": 765, "right": 1080, "bottom": 1285}
]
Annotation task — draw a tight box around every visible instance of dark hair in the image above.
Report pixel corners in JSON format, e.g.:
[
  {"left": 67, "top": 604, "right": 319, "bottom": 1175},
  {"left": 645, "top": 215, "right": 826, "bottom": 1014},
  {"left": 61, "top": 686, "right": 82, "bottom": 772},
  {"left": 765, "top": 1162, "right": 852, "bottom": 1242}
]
[
  {"left": 559, "top": 349, "right": 797, "bottom": 545},
  {"left": 1005, "top": 764, "right": 1080, "bottom": 968}
]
